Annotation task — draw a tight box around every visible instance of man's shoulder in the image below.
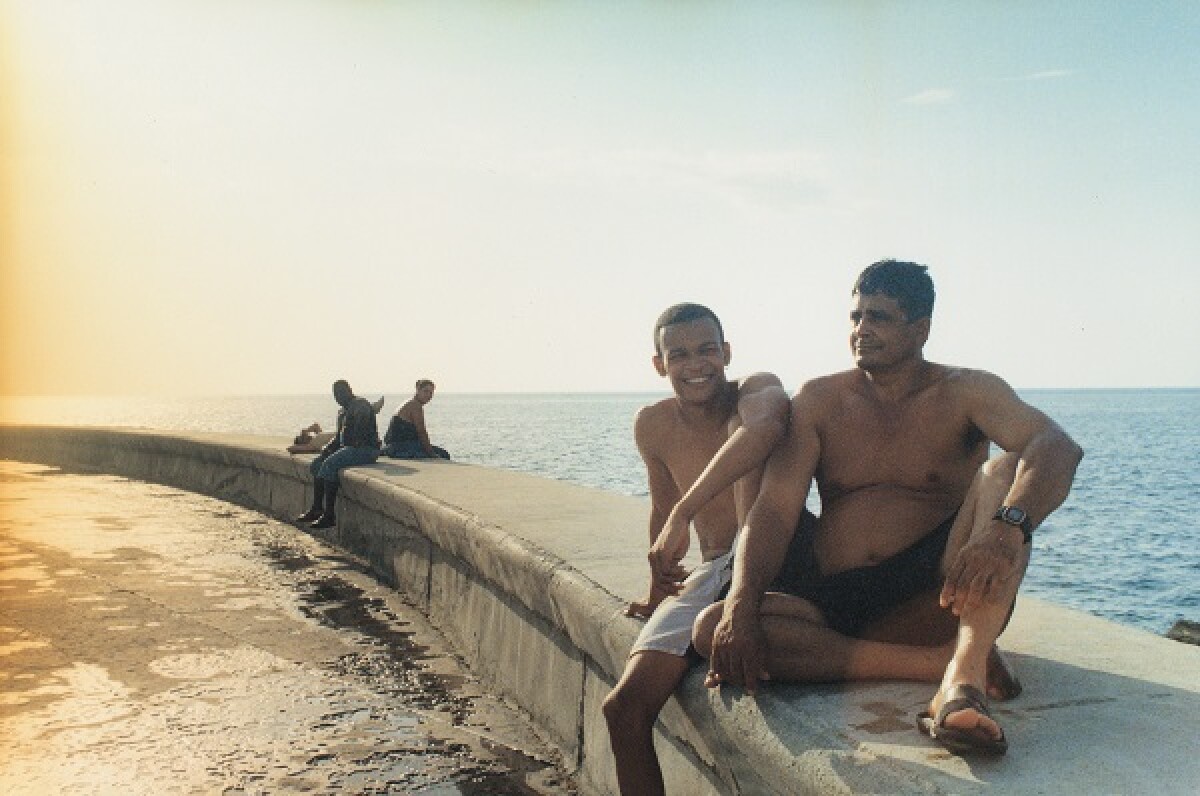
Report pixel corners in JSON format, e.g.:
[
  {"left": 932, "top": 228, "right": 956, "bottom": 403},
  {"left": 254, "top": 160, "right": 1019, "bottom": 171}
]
[
  {"left": 795, "top": 369, "right": 859, "bottom": 402},
  {"left": 733, "top": 371, "right": 784, "bottom": 393},
  {"left": 635, "top": 398, "right": 678, "bottom": 434},
  {"left": 929, "top": 364, "right": 1012, "bottom": 398},
  {"left": 633, "top": 398, "right": 682, "bottom": 458}
]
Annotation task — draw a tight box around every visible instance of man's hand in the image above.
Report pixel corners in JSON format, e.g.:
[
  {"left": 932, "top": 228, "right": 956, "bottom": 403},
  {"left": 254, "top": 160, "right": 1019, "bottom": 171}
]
[
  {"left": 704, "top": 608, "right": 770, "bottom": 694},
  {"left": 940, "top": 523, "right": 1025, "bottom": 616},
  {"left": 625, "top": 578, "right": 677, "bottom": 618},
  {"left": 648, "top": 508, "right": 691, "bottom": 581}
]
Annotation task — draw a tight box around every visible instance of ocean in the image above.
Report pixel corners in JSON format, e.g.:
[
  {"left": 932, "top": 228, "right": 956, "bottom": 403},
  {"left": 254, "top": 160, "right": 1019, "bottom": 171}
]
[{"left": 2, "top": 389, "right": 1197, "bottom": 636}]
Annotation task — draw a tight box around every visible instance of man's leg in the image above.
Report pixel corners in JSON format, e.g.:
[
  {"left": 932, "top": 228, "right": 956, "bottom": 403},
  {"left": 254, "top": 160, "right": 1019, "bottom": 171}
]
[
  {"left": 694, "top": 595, "right": 955, "bottom": 684},
  {"left": 297, "top": 479, "right": 325, "bottom": 523},
  {"left": 602, "top": 651, "right": 690, "bottom": 796},
  {"left": 297, "top": 455, "right": 328, "bottom": 522},
  {"left": 312, "top": 478, "right": 339, "bottom": 528},
  {"left": 311, "top": 449, "right": 352, "bottom": 528},
  {"left": 310, "top": 446, "right": 380, "bottom": 528},
  {"left": 926, "top": 453, "right": 1028, "bottom": 744}
]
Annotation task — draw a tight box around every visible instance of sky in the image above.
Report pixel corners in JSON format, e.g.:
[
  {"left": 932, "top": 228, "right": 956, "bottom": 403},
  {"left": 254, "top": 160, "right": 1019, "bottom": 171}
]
[{"left": 2, "top": 1, "right": 1198, "bottom": 396}]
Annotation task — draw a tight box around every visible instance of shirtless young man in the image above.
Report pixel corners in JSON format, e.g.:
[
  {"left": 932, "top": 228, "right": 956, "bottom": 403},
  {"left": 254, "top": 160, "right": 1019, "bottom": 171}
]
[
  {"left": 694, "top": 260, "right": 1083, "bottom": 757},
  {"left": 602, "top": 303, "right": 789, "bottom": 796}
]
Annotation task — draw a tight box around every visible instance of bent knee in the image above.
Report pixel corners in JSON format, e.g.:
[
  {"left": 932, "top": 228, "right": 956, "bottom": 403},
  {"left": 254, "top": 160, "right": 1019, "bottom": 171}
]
[
  {"left": 691, "top": 603, "right": 725, "bottom": 658},
  {"left": 602, "top": 681, "right": 655, "bottom": 728}
]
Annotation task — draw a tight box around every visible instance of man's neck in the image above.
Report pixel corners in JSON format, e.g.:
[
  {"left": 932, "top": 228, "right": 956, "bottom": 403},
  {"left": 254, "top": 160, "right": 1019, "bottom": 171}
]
[
  {"left": 860, "top": 358, "right": 933, "bottom": 402},
  {"left": 675, "top": 379, "right": 738, "bottom": 428}
]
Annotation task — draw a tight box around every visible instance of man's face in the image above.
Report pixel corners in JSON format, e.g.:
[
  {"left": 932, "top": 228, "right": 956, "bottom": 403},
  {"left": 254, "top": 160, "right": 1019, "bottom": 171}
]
[
  {"left": 849, "top": 293, "right": 930, "bottom": 370},
  {"left": 332, "top": 383, "right": 352, "bottom": 407},
  {"left": 417, "top": 385, "right": 435, "bottom": 405},
  {"left": 653, "top": 318, "right": 731, "bottom": 404}
]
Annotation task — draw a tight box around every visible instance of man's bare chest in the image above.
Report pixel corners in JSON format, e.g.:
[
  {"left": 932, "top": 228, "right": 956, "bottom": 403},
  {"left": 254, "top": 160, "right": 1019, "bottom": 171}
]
[
  {"left": 663, "top": 431, "right": 727, "bottom": 492},
  {"left": 817, "top": 402, "right": 983, "bottom": 494}
]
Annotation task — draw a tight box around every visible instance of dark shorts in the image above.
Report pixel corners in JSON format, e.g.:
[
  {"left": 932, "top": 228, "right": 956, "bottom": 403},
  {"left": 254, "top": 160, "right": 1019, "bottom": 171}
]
[{"left": 769, "top": 509, "right": 957, "bottom": 637}]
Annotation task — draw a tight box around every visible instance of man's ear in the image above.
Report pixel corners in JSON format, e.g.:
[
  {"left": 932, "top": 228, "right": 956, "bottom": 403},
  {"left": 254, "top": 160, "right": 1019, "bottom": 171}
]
[
  {"left": 652, "top": 354, "right": 667, "bottom": 377},
  {"left": 914, "top": 317, "right": 931, "bottom": 345},
  {"left": 722, "top": 342, "right": 732, "bottom": 366}
]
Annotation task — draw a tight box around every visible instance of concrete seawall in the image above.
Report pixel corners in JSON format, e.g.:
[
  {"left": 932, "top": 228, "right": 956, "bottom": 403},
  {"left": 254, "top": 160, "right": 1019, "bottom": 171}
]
[{"left": 3, "top": 425, "right": 1198, "bottom": 795}]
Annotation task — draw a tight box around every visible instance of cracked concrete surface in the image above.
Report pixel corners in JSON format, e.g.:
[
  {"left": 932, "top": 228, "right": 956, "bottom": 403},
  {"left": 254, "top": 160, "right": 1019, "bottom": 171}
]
[{"left": 0, "top": 461, "right": 576, "bottom": 795}]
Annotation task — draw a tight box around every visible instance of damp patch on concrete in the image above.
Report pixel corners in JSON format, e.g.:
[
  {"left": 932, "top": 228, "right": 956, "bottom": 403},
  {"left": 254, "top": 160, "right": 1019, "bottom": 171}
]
[{"left": 0, "top": 460, "right": 576, "bottom": 795}]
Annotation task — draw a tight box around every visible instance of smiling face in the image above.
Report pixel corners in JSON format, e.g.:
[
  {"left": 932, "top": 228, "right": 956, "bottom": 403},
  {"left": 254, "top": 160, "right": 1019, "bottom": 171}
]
[
  {"left": 653, "top": 317, "right": 731, "bottom": 405},
  {"left": 849, "top": 292, "right": 930, "bottom": 371}
]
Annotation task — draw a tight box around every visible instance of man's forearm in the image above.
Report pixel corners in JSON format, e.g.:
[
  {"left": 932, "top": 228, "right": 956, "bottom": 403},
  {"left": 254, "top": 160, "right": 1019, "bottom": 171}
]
[
  {"left": 725, "top": 502, "right": 792, "bottom": 616},
  {"left": 1005, "top": 428, "right": 1083, "bottom": 528},
  {"left": 674, "top": 411, "right": 787, "bottom": 521}
]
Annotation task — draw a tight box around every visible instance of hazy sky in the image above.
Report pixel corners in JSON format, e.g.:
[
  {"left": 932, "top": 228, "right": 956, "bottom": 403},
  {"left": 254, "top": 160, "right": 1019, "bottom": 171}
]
[{"left": 3, "top": 1, "right": 1198, "bottom": 396}]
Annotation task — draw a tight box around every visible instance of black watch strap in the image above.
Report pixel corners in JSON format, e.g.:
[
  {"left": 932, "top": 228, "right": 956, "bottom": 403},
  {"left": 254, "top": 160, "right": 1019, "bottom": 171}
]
[{"left": 994, "top": 506, "right": 1034, "bottom": 544}]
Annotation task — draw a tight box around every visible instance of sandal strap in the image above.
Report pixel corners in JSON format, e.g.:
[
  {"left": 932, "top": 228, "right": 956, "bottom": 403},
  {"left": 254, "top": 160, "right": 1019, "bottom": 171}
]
[{"left": 934, "top": 684, "right": 991, "bottom": 726}]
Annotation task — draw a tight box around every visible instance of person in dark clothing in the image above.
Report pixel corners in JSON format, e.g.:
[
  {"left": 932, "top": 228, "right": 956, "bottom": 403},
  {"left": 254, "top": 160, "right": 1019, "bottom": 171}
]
[
  {"left": 297, "top": 379, "right": 381, "bottom": 528},
  {"left": 382, "top": 379, "right": 450, "bottom": 460}
]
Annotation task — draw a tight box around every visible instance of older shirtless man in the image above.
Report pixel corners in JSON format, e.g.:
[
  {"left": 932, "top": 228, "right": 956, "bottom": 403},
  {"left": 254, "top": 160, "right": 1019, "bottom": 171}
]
[
  {"left": 603, "top": 303, "right": 789, "bottom": 796},
  {"left": 695, "top": 260, "right": 1082, "bottom": 756}
]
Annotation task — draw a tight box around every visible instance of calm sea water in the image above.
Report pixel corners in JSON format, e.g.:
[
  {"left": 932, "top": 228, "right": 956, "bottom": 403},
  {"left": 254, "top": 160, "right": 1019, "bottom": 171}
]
[{"left": 3, "top": 389, "right": 1197, "bottom": 635}]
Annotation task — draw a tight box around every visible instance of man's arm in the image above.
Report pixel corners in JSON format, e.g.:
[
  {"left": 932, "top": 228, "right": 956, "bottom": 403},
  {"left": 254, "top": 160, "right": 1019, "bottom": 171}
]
[
  {"left": 318, "top": 409, "right": 346, "bottom": 456},
  {"left": 648, "top": 374, "right": 789, "bottom": 576},
  {"left": 667, "top": 374, "right": 788, "bottom": 524},
  {"left": 941, "top": 371, "right": 1084, "bottom": 614},
  {"left": 412, "top": 406, "right": 438, "bottom": 457},
  {"left": 706, "top": 389, "right": 820, "bottom": 693},
  {"left": 627, "top": 406, "right": 684, "bottom": 618}
]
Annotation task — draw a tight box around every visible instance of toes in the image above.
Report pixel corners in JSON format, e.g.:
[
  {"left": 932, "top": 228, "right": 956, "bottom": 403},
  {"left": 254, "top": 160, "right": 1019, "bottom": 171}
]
[{"left": 942, "top": 707, "right": 1002, "bottom": 740}]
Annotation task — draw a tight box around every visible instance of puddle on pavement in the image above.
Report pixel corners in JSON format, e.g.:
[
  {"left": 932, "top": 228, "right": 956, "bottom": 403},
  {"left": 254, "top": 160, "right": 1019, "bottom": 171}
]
[
  {"left": 90, "top": 515, "right": 134, "bottom": 531},
  {"left": 0, "top": 462, "right": 575, "bottom": 795},
  {"left": 258, "top": 540, "right": 570, "bottom": 794},
  {"left": 262, "top": 542, "right": 472, "bottom": 723}
]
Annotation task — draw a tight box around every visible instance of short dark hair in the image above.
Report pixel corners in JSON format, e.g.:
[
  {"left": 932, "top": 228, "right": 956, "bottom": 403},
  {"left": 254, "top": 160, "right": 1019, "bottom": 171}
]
[
  {"left": 415, "top": 379, "right": 435, "bottom": 391},
  {"left": 653, "top": 303, "right": 724, "bottom": 356},
  {"left": 332, "top": 379, "right": 351, "bottom": 394},
  {"left": 852, "top": 259, "right": 935, "bottom": 321}
]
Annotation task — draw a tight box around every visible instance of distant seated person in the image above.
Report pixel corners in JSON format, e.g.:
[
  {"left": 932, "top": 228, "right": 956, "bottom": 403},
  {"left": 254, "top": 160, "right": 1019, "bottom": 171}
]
[
  {"left": 287, "top": 397, "right": 384, "bottom": 454},
  {"left": 382, "top": 379, "right": 450, "bottom": 460},
  {"left": 287, "top": 423, "right": 335, "bottom": 454}
]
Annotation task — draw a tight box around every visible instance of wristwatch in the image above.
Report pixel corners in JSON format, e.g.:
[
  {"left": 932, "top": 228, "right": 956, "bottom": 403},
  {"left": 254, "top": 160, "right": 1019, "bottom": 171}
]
[{"left": 993, "top": 506, "right": 1034, "bottom": 544}]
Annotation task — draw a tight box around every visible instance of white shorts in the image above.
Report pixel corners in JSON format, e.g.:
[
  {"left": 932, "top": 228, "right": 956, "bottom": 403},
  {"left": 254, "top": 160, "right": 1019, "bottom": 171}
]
[{"left": 630, "top": 546, "right": 735, "bottom": 658}]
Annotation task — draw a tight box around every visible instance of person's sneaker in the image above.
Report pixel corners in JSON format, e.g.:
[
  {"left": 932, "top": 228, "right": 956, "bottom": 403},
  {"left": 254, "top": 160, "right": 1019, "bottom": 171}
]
[
  {"left": 310, "top": 513, "right": 336, "bottom": 529},
  {"left": 296, "top": 508, "right": 322, "bottom": 523}
]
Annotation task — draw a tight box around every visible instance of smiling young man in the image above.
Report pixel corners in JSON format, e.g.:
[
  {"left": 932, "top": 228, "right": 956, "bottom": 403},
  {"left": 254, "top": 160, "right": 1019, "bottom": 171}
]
[
  {"left": 694, "top": 260, "right": 1083, "bottom": 757},
  {"left": 602, "top": 303, "right": 789, "bottom": 796}
]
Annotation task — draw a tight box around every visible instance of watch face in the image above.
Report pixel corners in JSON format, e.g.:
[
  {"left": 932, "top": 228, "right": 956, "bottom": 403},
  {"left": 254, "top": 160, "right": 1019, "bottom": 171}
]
[{"left": 1002, "top": 507, "right": 1027, "bottom": 525}]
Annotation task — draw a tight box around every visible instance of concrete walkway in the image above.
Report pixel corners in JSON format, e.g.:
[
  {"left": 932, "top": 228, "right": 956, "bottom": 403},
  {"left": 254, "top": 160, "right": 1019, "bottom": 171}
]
[{"left": 0, "top": 461, "right": 574, "bottom": 795}]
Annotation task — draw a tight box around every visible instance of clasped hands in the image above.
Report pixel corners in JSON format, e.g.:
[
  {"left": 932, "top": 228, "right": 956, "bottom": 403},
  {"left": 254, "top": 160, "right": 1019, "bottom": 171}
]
[{"left": 625, "top": 508, "right": 692, "bottom": 618}]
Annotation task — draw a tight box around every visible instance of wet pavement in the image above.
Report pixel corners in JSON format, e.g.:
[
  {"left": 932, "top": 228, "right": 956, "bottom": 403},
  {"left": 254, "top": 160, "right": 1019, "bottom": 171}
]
[{"left": 0, "top": 461, "right": 576, "bottom": 795}]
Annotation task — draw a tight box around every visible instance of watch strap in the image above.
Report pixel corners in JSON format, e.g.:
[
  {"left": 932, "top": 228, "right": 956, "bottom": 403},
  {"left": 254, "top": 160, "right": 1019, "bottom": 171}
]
[{"left": 993, "top": 506, "right": 1034, "bottom": 544}]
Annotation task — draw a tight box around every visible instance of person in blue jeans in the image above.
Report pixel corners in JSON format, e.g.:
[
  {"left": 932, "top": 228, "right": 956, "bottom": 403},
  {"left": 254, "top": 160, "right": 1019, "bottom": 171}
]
[
  {"left": 296, "top": 379, "right": 381, "bottom": 529},
  {"left": 382, "top": 379, "right": 450, "bottom": 460}
]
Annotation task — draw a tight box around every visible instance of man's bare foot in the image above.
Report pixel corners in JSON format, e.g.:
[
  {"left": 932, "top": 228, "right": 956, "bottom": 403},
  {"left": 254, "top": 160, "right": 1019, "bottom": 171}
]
[{"left": 918, "top": 683, "right": 1008, "bottom": 756}]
